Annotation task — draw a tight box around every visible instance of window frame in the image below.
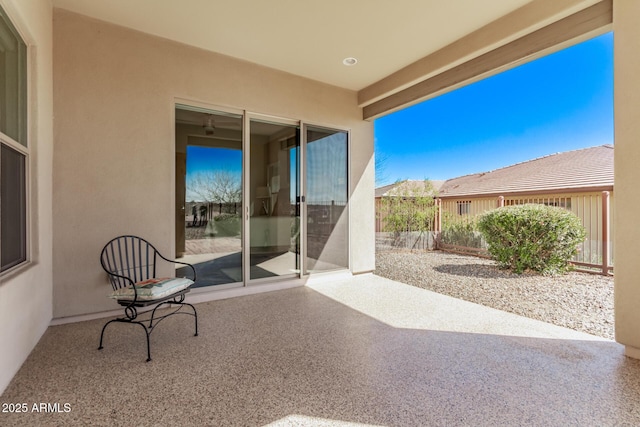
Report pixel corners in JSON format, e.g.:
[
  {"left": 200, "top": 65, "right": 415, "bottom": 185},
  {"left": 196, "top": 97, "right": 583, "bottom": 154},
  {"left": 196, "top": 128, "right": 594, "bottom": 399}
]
[
  {"left": 0, "top": 4, "right": 31, "bottom": 276},
  {"left": 456, "top": 200, "right": 471, "bottom": 216}
]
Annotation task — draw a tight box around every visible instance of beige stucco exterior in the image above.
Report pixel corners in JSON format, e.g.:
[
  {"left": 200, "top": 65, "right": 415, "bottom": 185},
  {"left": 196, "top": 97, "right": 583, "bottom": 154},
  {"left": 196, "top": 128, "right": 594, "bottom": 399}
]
[
  {"left": 51, "top": 10, "right": 375, "bottom": 319},
  {"left": 613, "top": 0, "right": 640, "bottom": 357}
]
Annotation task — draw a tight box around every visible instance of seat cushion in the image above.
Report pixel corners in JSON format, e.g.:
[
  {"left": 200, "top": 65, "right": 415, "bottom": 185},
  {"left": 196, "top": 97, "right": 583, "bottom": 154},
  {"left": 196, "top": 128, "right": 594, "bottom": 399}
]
[{"left": 110, "top": 277, "right": 194, "bottom": 301}]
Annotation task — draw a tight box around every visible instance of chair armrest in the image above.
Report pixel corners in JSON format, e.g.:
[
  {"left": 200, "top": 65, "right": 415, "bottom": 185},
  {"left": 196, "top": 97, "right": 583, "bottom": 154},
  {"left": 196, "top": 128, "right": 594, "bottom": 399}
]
[
  {"left": 155, "top": 252, "right": 197, "bottom": 282},
  {"left": 104, "top": 272, "right": 141, "bottom": 305}
]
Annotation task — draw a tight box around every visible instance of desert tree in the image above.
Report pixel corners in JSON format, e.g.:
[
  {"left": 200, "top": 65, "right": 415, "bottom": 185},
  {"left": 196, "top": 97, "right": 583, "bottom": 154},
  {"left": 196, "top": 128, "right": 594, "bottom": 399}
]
[
  {"left": 379, "top": 179, "right": 439, "bottom": 234},
  {"left": 186, "top": 170, "right": 242, "bottom": 204}
]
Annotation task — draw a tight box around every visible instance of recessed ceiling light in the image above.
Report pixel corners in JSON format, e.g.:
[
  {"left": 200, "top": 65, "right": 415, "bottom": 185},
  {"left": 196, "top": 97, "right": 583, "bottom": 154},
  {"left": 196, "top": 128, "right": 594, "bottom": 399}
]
[{"left": 342, "top": 57, "right": 358, "bottom": 66}]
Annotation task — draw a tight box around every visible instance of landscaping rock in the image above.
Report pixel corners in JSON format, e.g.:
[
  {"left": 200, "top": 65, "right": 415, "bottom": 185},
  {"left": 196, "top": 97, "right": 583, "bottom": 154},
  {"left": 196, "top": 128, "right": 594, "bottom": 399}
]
[{"left": 375, "top": 250, "right": 614, "bottom": 340}]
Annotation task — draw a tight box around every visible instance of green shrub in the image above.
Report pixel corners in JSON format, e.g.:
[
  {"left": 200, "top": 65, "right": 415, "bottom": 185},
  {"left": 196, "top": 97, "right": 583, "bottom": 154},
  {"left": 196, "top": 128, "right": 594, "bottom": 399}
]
[
  {"left": 477, "top": 204, "right": 586, "bottom": 275},
  {"left": 440, "top": 215, "right": 484, "bottom": 248},
  {"left": 214, "top": 213, "right": 238, "bottom": 222},
  {"left": 206, "top": 214, "right": 240, "bottom": 237}
]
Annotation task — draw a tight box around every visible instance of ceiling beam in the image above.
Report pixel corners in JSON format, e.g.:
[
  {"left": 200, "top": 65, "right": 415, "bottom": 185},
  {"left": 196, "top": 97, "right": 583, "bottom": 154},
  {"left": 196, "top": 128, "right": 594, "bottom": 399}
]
[{"left": 361, "top": 0, "right": 612, "bottom": 120}]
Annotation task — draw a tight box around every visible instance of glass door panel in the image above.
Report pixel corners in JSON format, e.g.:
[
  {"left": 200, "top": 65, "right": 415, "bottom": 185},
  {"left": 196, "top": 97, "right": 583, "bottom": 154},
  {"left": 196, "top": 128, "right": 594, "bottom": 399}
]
[
  {"left": 175, "top": 105, "right": 243, "bottom": 287},
  {"left": 304, "top": 125, "right": 349, "bottom": 273},
  {"left": 248, "top": 119, "right": 300, "bottom": 281}
]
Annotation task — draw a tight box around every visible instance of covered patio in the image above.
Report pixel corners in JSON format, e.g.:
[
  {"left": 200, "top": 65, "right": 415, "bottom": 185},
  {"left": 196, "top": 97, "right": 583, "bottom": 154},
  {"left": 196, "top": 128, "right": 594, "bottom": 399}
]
[
  {"left": 3, "top": 274, "right": 639, "bottom": 425},
  {"left": 3, "top": 0, "right": 640, "bottom": 423}
]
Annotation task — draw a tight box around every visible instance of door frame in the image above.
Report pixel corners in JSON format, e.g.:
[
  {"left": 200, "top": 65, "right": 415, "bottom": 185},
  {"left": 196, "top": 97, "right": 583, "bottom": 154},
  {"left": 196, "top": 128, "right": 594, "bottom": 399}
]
[
  {"left": 301, "top": 122, "right": 351, "bottom": 275},
  {"left": 174, "top": 99, "right": 351, "bottom": 289},
  {"left": 244, "top": 112, "right": 302, "bottom": 285}
]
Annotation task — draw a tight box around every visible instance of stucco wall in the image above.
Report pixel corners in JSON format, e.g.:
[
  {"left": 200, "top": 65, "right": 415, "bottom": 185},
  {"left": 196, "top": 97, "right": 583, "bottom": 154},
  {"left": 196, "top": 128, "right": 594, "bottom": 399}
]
[
  {"left": 613, "top": 0, "right": 640, "bottom": 356},
  {"left": 52, "top": 10, "right": 374, "bottom": 318},
  {"left": 0, "top": 0, "right": 54, "bottom": 394}
]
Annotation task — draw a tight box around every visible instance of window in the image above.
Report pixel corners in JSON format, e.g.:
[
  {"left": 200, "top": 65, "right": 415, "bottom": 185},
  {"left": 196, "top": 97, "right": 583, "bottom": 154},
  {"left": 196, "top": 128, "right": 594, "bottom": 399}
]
[
  {"left": 457, "top": 200, "right": 471, "bottom": 215},
  {"left": 505, "top": 197, "right": 572, "bottom": 210},
  {"left": 0, "top": 5, "right": 28, "bottom": 273}
]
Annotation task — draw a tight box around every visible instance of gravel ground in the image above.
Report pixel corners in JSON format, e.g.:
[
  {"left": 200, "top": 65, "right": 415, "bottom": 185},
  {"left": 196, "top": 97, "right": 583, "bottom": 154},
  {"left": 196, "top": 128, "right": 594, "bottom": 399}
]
[{"left": 375, "top": 250, "right": 614, "bottom": 340}]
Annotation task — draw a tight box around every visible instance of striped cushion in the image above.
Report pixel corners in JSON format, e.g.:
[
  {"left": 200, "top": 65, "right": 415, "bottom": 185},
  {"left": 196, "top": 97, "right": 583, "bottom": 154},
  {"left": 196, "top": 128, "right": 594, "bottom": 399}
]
[{"left": 110, "top": 277, "right": 193, "bottom": 301}]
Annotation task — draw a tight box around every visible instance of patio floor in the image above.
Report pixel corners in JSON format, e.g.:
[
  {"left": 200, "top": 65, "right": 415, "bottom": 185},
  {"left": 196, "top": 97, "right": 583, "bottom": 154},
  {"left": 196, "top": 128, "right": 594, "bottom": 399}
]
[{"left": 2, "top": 274, "right": 640, "bottom": 426}]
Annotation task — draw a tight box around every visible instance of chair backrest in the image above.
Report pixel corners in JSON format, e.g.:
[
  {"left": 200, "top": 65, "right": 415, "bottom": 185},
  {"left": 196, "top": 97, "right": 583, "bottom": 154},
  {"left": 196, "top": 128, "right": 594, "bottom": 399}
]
[{"left": 100, "top": 235, "right": 159, "bottom": 291}]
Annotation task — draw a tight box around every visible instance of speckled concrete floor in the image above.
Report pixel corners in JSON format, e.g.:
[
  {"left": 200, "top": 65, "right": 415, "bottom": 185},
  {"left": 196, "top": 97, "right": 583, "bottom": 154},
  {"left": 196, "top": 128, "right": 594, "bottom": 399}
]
[{"left": 2, "top": 274, "right": 640, "bottom": 426}]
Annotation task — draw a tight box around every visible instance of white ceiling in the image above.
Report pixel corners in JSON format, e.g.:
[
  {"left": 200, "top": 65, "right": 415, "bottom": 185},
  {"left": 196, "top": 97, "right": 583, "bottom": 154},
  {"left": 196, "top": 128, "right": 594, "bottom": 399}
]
[{"left": 52, "top": 0, "right": 533, "bottom": 91}]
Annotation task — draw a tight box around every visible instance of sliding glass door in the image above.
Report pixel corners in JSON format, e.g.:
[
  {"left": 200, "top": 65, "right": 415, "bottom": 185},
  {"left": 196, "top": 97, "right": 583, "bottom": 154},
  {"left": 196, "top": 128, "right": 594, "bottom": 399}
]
[
  {"left": 247, "top": 118, "right": 300, "bottom": 282},
  {"left": 175, "top": 105, "right": 244, "bottom": 287},
  {"left": 176, "top": 105, "right": 348, "bottom": 287},
  {"left": 303, "top": 125, "right": 349, "bottom": 273}
]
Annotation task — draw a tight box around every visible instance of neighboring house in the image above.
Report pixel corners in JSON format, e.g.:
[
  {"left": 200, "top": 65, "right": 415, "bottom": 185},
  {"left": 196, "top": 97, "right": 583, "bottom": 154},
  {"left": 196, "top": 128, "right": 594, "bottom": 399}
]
[
  {"left": 375, "top": 145, "right": 614, "bottom": 269},
  {"left": 444, "top": 145, "right": 614, "bottom": 270},
  {"left": 438, "top": 145, "right": 614, "bottom": 219}
]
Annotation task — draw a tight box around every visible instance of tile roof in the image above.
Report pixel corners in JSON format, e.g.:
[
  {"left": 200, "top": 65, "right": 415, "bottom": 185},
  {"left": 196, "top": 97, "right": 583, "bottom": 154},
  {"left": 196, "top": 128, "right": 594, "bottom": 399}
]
[{"left": 438, "top": 145, "right": 614, "bottom": 198}]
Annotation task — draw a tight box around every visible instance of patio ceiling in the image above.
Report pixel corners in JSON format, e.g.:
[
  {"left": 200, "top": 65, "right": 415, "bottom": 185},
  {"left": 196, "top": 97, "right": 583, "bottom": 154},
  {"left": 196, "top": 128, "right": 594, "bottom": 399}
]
[{"left": 52, "top": 0, "right": 607, "bottom": 117}]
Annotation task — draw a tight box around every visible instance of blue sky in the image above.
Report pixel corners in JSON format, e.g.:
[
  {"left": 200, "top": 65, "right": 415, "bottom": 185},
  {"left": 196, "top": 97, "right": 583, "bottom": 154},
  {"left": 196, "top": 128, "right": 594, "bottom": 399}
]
[
  {"left": 187, "top": 135, "right": 347, "bottom": 204},
  {"left": 186, "top": 146, "right": 242, "bottom": 201},
  {"left": 186, "top": 146, "right": 242, "bottom": 175},
  {"left": 374, "top": 32, "right": 614, "bottom": 185}
]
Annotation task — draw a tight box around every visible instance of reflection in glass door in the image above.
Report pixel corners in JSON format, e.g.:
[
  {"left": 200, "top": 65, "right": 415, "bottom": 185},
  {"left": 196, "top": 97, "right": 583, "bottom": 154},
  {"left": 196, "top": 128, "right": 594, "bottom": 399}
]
[
  {"left": 175, "top": 105, "right": 244, "bottom": 287},
  {"left": 304, "top": 125, "right": 349, "bottom": 273},
  {"left": 248, "top": 119, "right": 300, "bottom": 281},
  {"left": 176, "top": 106, "right": 349, "bottom": 286}
]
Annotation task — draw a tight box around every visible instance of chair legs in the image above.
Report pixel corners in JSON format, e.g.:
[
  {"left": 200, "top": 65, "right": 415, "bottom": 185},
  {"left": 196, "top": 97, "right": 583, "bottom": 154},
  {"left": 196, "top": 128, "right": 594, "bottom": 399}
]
[
  {"left": 149, "top": 301, "right": 198, "bottom": 337},
  {"left": 98, "top": 319, "right": 116, "bottom": 351},
  {"left": 183, "top": 302, "right": 199, "bottom": 337},
  {"left": 99, "top": 319, "right": 152, "bottom": 361},
  {"left": 98, "top": 302, "right": 198, "bottom": 362}
]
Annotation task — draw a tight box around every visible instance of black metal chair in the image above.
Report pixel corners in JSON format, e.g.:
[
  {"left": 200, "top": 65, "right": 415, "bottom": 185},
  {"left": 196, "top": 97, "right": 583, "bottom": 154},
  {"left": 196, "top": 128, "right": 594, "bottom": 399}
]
[{"left": 98, "top": 235, "right": 198, "bottom": 361}]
